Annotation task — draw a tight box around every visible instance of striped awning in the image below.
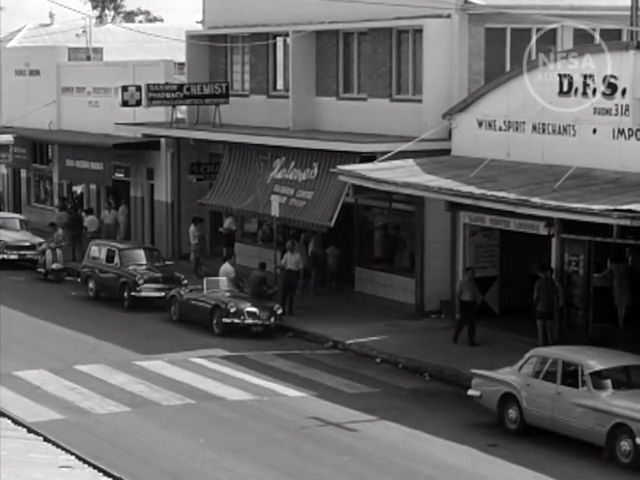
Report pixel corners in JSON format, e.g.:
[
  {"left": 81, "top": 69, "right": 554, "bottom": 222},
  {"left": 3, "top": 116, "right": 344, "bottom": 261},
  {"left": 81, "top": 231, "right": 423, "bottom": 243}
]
[{"left": 200, "top": 145, "right": 358, "bottom": 231}]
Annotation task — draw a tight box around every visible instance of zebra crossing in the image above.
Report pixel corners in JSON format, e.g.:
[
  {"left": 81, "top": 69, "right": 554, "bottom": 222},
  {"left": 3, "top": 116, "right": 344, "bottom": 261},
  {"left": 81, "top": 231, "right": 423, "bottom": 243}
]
[{"left": 1, "top": 352, "right": 428, "bottom": 424}]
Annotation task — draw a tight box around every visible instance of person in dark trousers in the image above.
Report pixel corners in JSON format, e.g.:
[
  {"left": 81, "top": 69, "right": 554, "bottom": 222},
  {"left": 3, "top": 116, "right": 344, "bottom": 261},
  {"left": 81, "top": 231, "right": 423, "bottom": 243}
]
[
  {"left": 453, "top": 267, "right": 480, "bottom": 346},
  {"left": 533, "top": 263, "right": 560, "bottom": 346},
  {"left": 279, "top": 240, "right": 303, "bottom": 316},
  {"left": 248, "top": 262, "right": 276, "bottom": 300},
  {"left": 188, "top": 216, "right": 206, "bottom": 278},
  {"left": 67, "top": 205, "right": 84, "bottom": 262}
]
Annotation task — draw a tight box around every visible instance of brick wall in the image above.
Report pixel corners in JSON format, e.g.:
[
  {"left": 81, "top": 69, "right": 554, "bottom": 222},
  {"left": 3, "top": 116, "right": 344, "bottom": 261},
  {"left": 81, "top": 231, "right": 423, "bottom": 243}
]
[
  {"left": 250, "top": 33, "right": 269, "bottom": 95},
  {"left": 209, "top": 34, "right": 228, "bottom": 81},
  {"left": 362, "top": 28, "right": 392, "bottom": 98},
  {"left": 468, "top": 16, "right": 486, "bottom": 94},
  {"left": 316, "top": 31, "right": 338, "bottom": 97}
]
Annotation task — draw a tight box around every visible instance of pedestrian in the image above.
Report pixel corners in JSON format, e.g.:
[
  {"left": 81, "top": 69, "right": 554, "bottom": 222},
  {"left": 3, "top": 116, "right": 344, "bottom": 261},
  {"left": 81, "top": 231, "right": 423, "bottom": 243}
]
[
  {"left": 247, "top": 261, "right": 276, "bottom": 300},
  {"left": 188, "top": 216, "right": 205, "bottom": 278},
  {"left": 598, "top": 251, "right": 631, "bottom": 329},
  {"left": 67, "top": 205, "right": 84, "bottom": 262},
  {"left": 101, "top": 201, "right": 118, "bottom": 240},
  {"left": 218, "top": 254, "right": 243, "bottom": 289},
  {"left": 308, "top": 233, "right": 323, "bottom": 292},
  {"left": 279, "top": 240, "right": 303, "bottom": 316},
  {"left": 117, "top": 199, "right": 129, "bottom": 241},
  {"left": 325, "top": 243, "right": 341, "bottom": 290},
  {"left": 298, "top": 233, "right": 311, "bottom": 299},
  {"left": 220, "top": 214, "right": 237, "bottom": 258},
  {"left": 453, "top": 267, "right": 480, "bottom": 347},
  {"left": 83, "top": 207, "right": 100, "bottom": 247},
  {"left": 533, "top": 263, "right": 560, "bottom": 346}
]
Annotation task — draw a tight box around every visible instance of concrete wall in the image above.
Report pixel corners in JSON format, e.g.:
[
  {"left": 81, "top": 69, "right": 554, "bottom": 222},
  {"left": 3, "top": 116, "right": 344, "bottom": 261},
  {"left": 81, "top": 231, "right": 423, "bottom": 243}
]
[
  {"left": 290, "top": 31, "right": 316, "bottom": 129},
  {"left": 423, "top": 199, "right": 451, "bottom": 311},
  {"left": 58, "top": 61, "right": 174, "bottom": 134}
]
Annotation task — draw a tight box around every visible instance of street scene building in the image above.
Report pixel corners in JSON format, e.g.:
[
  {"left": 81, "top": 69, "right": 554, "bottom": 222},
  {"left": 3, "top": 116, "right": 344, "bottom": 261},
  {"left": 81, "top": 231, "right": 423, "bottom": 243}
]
[{"left": 1, "top": 0, "right": 640, "bottom": 479}]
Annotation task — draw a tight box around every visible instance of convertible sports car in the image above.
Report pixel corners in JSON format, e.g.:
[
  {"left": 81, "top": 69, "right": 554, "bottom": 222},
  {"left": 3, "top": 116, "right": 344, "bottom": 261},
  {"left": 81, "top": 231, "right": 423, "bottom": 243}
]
[
  {"left": 167, "top": 277, "right": 284, "bottom": 336},
  {"left": 0, "top": 212, "right": 45, "bottom": 264},
  {"left": 467, "top": 346, "right": 640, "bottom": 469}
]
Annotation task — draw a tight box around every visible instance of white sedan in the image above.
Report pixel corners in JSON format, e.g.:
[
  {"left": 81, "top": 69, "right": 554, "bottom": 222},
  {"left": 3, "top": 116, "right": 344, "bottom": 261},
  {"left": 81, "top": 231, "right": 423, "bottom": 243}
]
[{"left": 468, "top": 346, "right": 640, "bottom": 470}]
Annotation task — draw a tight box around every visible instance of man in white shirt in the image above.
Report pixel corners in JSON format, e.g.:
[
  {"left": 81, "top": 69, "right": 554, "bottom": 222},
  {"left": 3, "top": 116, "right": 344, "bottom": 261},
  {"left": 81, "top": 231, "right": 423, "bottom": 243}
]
[
  {"left": 280, "top": 240, "right": 303, "bottom": 315},
  {"left": 218, "top": 255, "right": 236, "bottom": 281}
]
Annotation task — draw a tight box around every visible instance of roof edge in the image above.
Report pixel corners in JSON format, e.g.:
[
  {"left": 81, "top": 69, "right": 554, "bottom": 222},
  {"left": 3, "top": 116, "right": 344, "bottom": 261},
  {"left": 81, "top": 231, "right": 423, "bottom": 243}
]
[{"left": 442, "top": 41, "right": 637, "bottom": 119}]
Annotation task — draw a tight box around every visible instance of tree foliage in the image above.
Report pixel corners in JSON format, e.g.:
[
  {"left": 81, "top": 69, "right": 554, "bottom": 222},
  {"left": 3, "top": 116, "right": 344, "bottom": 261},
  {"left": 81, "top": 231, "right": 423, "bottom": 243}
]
[{"left": 88, "top": 0, "right": 164, "bottom": 24}]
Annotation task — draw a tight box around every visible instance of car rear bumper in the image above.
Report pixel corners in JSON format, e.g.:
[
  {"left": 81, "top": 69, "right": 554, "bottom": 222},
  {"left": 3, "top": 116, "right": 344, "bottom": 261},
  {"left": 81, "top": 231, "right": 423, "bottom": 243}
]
[{"left": 467, "top": 388, "right": 482, "bottom": 399}]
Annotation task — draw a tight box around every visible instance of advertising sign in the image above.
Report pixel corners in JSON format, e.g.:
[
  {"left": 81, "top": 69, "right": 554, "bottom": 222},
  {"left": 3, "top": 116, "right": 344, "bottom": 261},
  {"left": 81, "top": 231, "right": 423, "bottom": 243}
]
[{"left": 145, "top": 82, "right": 230, "bottom": 107}]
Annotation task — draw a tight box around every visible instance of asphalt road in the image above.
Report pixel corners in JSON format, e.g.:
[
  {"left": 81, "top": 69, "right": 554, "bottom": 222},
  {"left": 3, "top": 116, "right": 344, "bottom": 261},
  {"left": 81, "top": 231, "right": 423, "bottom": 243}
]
[{"left": 0, "top": 265, "right": 635, "bottom": 480}]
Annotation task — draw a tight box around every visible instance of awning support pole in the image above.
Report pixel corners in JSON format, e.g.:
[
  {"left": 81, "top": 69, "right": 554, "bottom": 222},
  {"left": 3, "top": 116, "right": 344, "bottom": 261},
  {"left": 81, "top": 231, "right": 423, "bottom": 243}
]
[
  {"left": 469, "top": 158, "right": 491, "bottom": 178},
  {"left": 194, "top": 106, "right": 201, "bottom": 126},
  {"left": 212, "top": 105, "right": 223, "bottom": 128},
  {"left": 553, "top": 166, "right": 577, "bottom": 190},
  {"left": 169, "top": 106, "right": 177, "bottom": 127}
]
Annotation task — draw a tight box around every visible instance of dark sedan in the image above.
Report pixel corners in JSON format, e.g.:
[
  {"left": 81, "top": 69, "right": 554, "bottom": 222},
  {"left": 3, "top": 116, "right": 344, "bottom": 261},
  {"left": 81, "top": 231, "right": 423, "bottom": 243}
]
[
  {"left": 79, "top": 240, "right": 188, "bottom": 310},
  {"left": 167, "top": 277, "right": 284, "bottom": 336}
]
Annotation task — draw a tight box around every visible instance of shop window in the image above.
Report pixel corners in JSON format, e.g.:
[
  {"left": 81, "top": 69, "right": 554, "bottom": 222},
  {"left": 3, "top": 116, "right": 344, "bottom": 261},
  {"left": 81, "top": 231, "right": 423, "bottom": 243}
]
[
  {"left": 573, "top": 28, "right": 623, "bottom": 47},
  {"left": 228, "top": 35, "right": 251, "bottom": 94},
  {"left": 356, "top": 205, "right": 416, "bottom": 277},
  {"left": 392, "top": 28, "right": 422, "bottom": 98},
  {"left": 31, "top": 142, "right": 54, "bottom": 207},
  {"left": 237, "top": 216, "right": 275, "bottom": 246},
  {"left": 269, "top": 34, "right": 290, "bottom": 95},
  {"left": 339, "top": 31, "right": 367, "bottom": 97}
]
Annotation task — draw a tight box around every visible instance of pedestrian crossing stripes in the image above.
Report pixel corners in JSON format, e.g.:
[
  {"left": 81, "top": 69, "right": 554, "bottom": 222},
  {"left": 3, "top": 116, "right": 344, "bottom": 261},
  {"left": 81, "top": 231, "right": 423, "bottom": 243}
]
[
  {"left": 13, "top": 369, "right": 130, "bottom": 415},
  {"left": 1, "top": 352, "right": 414, "bottom": 424}
]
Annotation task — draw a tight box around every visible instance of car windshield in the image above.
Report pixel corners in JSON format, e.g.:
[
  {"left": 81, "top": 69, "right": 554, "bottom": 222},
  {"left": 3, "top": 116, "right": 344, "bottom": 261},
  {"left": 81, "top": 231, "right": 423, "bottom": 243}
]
[
  {"left": 120, "top": 248, "right": 164, "bottom": 266},
  {"left": 590, "top": 364, "right": 640, "bottom": 392},
  {"left": 204, "top": 277, "right": 236, "bottom": 293},
  {"left": 0, "top": 217, "right": 27, "bottom": 231}
]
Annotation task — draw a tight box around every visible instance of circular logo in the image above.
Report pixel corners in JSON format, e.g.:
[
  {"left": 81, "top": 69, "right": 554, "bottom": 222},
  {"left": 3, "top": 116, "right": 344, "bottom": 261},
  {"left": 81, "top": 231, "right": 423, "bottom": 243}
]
[{"left": 523, "top": 22, "right": 613, "bottom": 113}]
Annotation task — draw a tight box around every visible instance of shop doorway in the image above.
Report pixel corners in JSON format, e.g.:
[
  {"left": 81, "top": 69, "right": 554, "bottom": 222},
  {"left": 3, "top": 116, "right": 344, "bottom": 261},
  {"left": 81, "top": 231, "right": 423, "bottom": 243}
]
[{"left": 106, "top": 178, "right": 131, "bottom": 239}]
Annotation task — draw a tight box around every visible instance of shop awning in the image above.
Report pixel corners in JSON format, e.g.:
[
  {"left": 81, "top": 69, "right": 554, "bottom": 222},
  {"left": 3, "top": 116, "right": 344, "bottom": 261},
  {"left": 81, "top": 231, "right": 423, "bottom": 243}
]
[
  {"left": 200, "top": 145, "right": 359, "bottom": 230},
  {"left": 0, "top": 127, "right": 159, "bottom": 149},
  {"left": 336, "top": 156, "right": 640, "bottom": 225}
]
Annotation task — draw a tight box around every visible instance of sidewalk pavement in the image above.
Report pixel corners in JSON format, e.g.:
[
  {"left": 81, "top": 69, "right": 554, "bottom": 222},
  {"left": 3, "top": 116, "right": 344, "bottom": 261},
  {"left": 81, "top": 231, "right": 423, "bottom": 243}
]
[{"left": 0, "top": 416, "right": 115, "bottom": 480}]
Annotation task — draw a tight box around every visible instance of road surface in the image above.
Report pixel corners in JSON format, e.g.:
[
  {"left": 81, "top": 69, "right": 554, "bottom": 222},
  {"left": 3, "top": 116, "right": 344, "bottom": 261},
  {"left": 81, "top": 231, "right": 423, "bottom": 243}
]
[{"left": 0, "top": 266, "right": 634, "bottom": 480}]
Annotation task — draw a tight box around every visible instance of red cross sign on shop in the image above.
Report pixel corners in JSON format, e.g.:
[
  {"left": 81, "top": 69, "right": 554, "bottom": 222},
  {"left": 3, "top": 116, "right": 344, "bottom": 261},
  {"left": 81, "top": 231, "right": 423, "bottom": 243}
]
[{"left": 120, "top": 85, "right": 142, "bottom": 108}]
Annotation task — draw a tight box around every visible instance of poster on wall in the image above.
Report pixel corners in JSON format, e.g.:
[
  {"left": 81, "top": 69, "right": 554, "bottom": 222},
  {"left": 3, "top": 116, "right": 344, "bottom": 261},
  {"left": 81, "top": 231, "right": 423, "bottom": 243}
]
[{"left": 467, "top": 226, "right": 499, "bottom": 277}]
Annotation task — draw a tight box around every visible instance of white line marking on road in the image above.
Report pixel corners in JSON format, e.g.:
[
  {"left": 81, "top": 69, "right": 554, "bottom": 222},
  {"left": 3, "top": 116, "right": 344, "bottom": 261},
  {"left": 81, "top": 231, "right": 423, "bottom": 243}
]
[
  {"left": 0, "top": 386, "right": 64, "bottom": 423},
  {"left": 189, "top": 358, "right": 308, "bottom": 398},
  {"left": 75, "top": 364, "right": 195, "bottom": 406},
  {"left": 248, "top": 354, "right": 378, "bottom": 394},
  {"left": 153, "top": 348, "right": 231, "bottom": 360},
  {"left": 344, "top": 336, "right": 388, "bottom": 344},
  {"left": 13, "top": 370, "right": 129, "bottom": 415},
  {"left": 134, "top": 360, "right": 256, "bottom": 401},
  {"left": 220, "top": 349, "right": 341, "bottom": 357}
]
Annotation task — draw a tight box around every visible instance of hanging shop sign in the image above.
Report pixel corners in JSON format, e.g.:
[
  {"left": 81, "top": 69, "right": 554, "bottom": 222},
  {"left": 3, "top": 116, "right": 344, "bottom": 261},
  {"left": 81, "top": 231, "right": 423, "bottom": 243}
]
[
  {"left": 145, "top": 82, "right": 230, "bottom": 107},
  {"left": 461, "top": 212, "right": 550, "bottom": 235},
  {"left": 120, "top": 85, "right": 143, "bottom": 108}
]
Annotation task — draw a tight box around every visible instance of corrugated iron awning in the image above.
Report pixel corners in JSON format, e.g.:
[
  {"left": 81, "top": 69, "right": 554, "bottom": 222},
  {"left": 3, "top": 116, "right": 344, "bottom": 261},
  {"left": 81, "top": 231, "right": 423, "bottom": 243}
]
[
  {"left": 200, "top": 145, "right": 359, "bottom": 231},
  {"left": 336, "top": 156, "right": 640, "bottom": 224}
]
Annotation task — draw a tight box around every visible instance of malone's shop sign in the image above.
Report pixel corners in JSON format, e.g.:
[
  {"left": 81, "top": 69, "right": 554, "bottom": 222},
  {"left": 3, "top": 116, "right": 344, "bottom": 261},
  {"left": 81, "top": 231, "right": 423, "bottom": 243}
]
[
  {"left": 65, "top": 159, "right": 104, "bottom": 171},
  {"left": 267, "top": 157, "right": 319, "bottom": 210},
  {"left": 475, "top": 73, "right": 639, "bottom": 142}
]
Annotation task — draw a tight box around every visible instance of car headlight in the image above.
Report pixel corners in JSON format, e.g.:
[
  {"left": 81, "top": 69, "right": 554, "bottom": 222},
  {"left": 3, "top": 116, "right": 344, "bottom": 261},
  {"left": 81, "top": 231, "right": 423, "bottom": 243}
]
[
  {"left": 135, "top": 274, "right": 144, "bottom": 286},
  {"left": 228, "top": 303, "right": 237, "bottom": 313},
  {"left": 176, "top": 273, "right": 188, "bottom": 286},
  {"left": 274, "top": 305, "right": 283, "bottom": 315}
]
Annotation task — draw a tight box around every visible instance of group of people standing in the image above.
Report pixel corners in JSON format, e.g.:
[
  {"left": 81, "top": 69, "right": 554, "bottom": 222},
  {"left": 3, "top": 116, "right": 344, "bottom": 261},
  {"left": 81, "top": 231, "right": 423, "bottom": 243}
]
[{"left": 52, "top": 197, "right": 129, "bottom": 262}]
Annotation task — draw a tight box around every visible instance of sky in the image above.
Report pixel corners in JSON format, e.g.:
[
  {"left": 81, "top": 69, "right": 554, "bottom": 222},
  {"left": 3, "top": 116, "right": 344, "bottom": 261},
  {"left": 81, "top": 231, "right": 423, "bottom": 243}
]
[{"left": 0, "top": 0, "right": 202, "bottom": 33}]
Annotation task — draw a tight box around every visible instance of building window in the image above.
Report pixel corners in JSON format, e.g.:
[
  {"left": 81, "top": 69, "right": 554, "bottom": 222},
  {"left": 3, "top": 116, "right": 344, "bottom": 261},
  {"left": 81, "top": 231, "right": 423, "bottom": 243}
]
[
  {"left": 393, "top": 28, "right": 422, "bottom": 98},
  {"left": 269, "top": 34, "right": 290, "bottom": 94},
  {"left": 573, "top": 27, "right": 623, "bottom": 47},
  {"left": 174, "top": 62, "right": 186, "bottom": 77},
  {"left": 339, "top": 31, "right": 367, "bottom": 97},
  {"left": 31, "top": 142, "right": 54, "bottom": 207},
  {"left": 228, "top": 35, "right": 250, "bottom": 94},
  {"left": 484, "top": 26, "right": 558, "bottom": 84}
]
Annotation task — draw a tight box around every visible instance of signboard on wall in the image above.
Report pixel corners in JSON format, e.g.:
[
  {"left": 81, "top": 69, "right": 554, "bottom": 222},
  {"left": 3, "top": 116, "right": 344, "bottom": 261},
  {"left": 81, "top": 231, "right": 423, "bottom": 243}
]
[
  {"left": 145, "top": 82, "right": 230, "bottom": 107},
  {"left": 189, "top": 161, "right": 220, "bottom": 182},
  {"left": 461, "top": 212, "right": 550, "bottom": 235},
  {"left": 0, "top": 138, "right": 32, "bottom": 169}
]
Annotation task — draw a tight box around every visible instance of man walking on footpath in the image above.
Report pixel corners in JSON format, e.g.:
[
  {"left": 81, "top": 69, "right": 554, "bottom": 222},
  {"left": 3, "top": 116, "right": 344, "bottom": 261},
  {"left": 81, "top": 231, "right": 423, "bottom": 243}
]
[
  {"left": 533, "top": 263, "right": 560, "bottom": 346},
  {"left": 189, "top": 216, "right": 206, "bottom": 278},
  {"left": 280, "top": 240, "right": 303, "bottom": 316},
  {"left": 101, "top": 201, "right": 118, "bottom": 240},
  {"left": 453, "top": 267, "right": 480, "bottom": 347}
]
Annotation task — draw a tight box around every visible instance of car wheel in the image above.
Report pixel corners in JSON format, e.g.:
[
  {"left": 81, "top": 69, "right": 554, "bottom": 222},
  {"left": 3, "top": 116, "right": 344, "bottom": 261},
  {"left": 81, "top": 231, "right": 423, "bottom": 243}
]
[
  {"left": 121, "top": 284, "right": 134, "bottom": 311},
  {"left": 211, "top": 308, "right": 226, "bottom": 336},
  {"left": 609, "top": 425, "right": 640, "bottom": 469},
  {"left": 86, "top": 277, "right": 99, "bottom": 299},
  {"left": 169, "top": 297, "right": 182, "bottom": 322},
  {"left": 498, "top": 395, "right": 526, "bottom": 434}
]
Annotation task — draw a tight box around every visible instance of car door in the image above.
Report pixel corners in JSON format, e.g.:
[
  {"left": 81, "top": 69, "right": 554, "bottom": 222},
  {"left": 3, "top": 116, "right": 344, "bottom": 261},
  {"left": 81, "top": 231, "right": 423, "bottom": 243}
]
[
  {"left": 519, "top": 356, "right": 559, "bottom": 429},
  {"left": 552, "top": 361, "right": 600, "bottom": 442},
  {"left": 186, "top": 293, "right": 214, "bottom": 325},
  {"left": 100, "top": 248, "right": 122, "bottom": 296},
  {"left": 83, "top": 244, "right": 103, "bottom": 283}
]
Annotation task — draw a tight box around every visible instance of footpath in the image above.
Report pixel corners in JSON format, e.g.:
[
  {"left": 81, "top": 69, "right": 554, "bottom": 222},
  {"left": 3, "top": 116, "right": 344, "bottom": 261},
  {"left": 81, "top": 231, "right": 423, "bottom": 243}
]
[{"left": 0, "top": 415, "right": 116, "bottom": 480}]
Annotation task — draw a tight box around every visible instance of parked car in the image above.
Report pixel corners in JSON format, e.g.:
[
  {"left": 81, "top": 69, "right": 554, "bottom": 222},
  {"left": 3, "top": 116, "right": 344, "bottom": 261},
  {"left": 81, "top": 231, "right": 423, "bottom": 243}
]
[
  {"left": 0, "top": 212, "right": 45, "bottom": 264},
  {"left": 467, "top": 346, "right": 640, "bottom": 469},
  {"left": 79, "top": 240, "right": 188, "bottom": 310},
  {"left": 167, "top": 276, "right": 284, "bottom": 336}
]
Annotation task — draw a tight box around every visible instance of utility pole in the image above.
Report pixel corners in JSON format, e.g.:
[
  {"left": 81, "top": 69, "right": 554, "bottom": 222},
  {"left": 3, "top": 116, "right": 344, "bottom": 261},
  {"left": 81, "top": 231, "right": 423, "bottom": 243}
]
[{"left": 632, "top": 0, "right": 639, "bottom": 45}]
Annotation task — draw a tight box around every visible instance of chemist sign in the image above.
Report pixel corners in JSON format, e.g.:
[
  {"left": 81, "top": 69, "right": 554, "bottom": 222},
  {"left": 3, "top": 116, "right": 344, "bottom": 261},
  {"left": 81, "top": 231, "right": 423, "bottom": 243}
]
[{"left": 145, "top": 82, "right": 230, "bottom": 107}]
